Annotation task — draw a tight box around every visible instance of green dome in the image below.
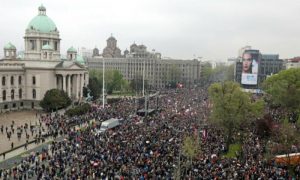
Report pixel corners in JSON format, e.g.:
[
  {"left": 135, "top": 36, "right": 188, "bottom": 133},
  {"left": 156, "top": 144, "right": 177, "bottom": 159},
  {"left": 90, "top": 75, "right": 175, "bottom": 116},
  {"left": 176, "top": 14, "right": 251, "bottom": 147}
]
[
  {"left": 67, "top": 46, "right": 77, "bottom": 53},
  {"left": 76, "top": 55, "right": 85, "bottom": 65},
  {"left": 27, "top": 5, "right": 57, "bottom": 33},
  {"left": 4, "top": 42, "right": 16, "bottom": 49},
  {"left": 42, "top": 44, "right": 53, "bottom": 50}
]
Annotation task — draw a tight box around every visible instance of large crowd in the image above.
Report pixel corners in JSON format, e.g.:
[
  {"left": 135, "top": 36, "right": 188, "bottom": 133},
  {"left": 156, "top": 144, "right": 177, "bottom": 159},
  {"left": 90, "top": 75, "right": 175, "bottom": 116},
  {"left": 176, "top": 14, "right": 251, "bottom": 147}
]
[{"left": 0, "top": 88, "right": 299, "bottom": 179}]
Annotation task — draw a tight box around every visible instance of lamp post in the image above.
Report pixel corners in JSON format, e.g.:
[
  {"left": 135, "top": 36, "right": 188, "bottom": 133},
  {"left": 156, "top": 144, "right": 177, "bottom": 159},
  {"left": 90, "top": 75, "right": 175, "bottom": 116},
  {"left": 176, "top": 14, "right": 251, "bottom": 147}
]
[
  {"left": 102, "top": 59, "right": 105, "bottom": 108},
  {"left": 142, "top": 60, "right": 145, "bottom": 97}
]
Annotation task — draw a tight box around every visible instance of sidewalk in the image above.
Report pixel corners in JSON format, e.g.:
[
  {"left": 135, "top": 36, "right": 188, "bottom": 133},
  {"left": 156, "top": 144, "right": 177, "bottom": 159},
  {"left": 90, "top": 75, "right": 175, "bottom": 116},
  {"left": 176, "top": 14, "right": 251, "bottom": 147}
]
[{"left": 0, "top": 136, "right": 54, "bottom": 163}]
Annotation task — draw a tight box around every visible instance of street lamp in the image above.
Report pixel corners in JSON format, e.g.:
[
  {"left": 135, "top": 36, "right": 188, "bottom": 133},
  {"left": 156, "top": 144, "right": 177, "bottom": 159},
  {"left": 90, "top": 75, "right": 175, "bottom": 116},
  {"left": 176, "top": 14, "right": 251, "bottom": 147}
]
[{"left": 102, "top": 59, "right": 105, "bottom": 108}]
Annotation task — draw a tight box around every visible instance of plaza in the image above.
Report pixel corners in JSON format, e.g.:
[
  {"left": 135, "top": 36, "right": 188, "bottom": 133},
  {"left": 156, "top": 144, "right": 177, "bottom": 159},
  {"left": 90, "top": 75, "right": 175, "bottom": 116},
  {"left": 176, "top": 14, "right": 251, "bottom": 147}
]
[{"left": 0, "top": 110, "right": 43, "bottom": 154}]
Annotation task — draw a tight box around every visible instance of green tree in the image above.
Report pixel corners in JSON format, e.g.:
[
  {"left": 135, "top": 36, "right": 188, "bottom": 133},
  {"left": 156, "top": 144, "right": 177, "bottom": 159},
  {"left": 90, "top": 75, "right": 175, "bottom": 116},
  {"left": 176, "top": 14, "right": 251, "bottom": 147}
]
[
  {"left": 65, "top": 103, "right": 91, "bottom": 117},
  {"left": 201, "top": 63, "right": 235, "bottom": 87},
  {"left": 183, "top": 135, "right": 200, "bottom": 162},
  {"left": 167, "top": 64, "right": 181, "bottom": 88},
  {"left": 105, "top": 70, "right": 125, "bottom": 94},
  {"left": 130, "top": 73, "right": 148, "bottom": 94},
  {"left": 270, "top": 119, "right": 300, "bottom": 172},
  {"left": 181, "top": 135, "right": 201, "bottom": 177},
  {"left": 208, "top": 81, "right": 264, "bottom": 148},
  {"left": 88, "top": 69, "right": 128, "bottom": 97},
  {"left": 263, "top": 68, "right": 300, "bottom": 120},
  {"left": 224, "top": 64, "right": 235, "bottom": 81},
  {"left": 40, "top": 89, "right": 71, "bottom": 112},
  {"left": 200, "top": 62, "right": 213, "bottom": 85},
  {"left": 88, "top": 77, "right": 102, "bottom": 100}
]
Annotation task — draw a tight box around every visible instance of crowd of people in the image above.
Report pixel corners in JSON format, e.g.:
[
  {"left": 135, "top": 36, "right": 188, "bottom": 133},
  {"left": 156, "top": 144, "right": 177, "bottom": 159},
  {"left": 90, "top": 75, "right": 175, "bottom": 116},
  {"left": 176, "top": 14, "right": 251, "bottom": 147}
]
[{"left": 0, "top": 87, "right": 299, "bottom": 179}]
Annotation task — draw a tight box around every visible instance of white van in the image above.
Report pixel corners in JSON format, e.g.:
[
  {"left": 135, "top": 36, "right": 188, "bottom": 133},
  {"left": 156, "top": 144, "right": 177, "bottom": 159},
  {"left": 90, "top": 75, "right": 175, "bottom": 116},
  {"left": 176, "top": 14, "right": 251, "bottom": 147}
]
[{"left": 96, "top": 118, "right": 121, "bottom": 134}]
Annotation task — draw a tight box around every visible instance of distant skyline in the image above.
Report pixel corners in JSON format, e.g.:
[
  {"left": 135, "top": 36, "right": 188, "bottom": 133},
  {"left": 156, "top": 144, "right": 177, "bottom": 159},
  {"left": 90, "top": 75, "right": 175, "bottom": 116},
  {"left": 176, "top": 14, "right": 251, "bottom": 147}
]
[{"left": 1, "top": 0, "right": 300, "bottom": 61}]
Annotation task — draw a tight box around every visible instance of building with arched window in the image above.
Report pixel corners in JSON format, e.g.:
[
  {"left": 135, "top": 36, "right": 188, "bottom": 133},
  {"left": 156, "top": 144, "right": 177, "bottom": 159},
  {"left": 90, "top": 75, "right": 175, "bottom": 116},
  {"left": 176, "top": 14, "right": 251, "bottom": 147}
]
[{"left": 0, "top": 5, "right": 88, "bottom": 111}]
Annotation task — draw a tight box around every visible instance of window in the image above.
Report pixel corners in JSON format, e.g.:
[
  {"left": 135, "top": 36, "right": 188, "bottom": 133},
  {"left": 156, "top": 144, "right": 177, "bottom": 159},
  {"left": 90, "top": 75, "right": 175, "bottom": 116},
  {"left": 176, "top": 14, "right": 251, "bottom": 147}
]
[
  {"left": 54, "top": 41, "right": 58, "bottom": 51},
  {"left": 10, "top": 76, "right": 14, "bottom": 85},
  {"left": 42, "top": 40, "right": 49, "bottom": 46},
  {"left": 19, "top": 89, "right": 22, "bottom": 99},
  {"left": 20, "top": 102, "right": 23, "bottom": 107},
  {"left": 2, "top": 90, "right": 6, "bottom": 101},
  {"left": 11, "top": 89, "right": 14, "bottom": 100},
  {"left": 32, "top": 76, "right": 36, "bottom": 85},
  {"left": 2, "top": 76, "right": 5, "bottom": 86},
  {"left": 30, "top": 40, "right": 36, "bottom": 50},
  {"left": 32, "top": 89, "right": 36, "bottom": 99},
  {"left": 18, "top": 76, "right": 22, "bottom": 85}
]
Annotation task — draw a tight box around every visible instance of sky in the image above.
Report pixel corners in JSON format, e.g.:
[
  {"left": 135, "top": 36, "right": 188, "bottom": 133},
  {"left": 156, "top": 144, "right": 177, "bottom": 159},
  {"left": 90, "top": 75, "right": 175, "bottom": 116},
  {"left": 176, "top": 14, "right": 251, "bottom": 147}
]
[{"left": 0, "top": 0, "right": 300, "bottom": 61}]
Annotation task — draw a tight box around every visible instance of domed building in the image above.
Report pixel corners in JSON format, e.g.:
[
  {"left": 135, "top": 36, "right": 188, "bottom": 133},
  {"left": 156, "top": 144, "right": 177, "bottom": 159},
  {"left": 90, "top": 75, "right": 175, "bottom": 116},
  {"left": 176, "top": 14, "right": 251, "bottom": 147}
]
[{"left": 0, "top": 5, "right": 88, "bottom": 111}]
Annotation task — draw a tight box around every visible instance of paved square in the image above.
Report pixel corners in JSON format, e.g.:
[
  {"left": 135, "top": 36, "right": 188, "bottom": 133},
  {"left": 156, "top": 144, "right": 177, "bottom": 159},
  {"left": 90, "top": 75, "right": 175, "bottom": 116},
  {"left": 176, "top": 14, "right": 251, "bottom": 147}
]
[{"left": 0, "top": 110, "right": 43, "bottom": 154}]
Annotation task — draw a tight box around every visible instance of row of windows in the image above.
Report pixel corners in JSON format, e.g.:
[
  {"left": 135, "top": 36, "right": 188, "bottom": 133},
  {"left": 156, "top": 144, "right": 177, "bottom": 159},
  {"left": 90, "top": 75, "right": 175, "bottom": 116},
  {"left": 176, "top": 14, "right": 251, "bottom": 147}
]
[
  {"left": 29, "top": 40, "right": 58, "bottom": 51},
  {"left": 2, "top": 102, "right": 35, "bottom": 109},
  {"left": 1, "top": 76, "right": 36, "bottom": 86},
  {"left": 2, "top": 89, "right": 36, "bottom": 101}
]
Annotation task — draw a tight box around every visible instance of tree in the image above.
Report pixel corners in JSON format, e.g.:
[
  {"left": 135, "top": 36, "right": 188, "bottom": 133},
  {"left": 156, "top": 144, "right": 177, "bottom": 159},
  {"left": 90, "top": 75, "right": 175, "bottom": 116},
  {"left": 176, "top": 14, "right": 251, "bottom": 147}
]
[
  {"left": 263, "top": 68, "right": 300, "bottom": 121},
  {"left": 208, "top": 81, "right": 264, "bottom": 148},
  {"left": 88, "top": 77, "right": 102, "bottom": 100},
  {"left": 40, "top": 89, "right": 71, "bottom": 112},
  {"left": 105, "top": 70, "right": 125, "bottom": 94},
  {"left": 88, "top": 69, "right": 128, "bottom": 98},
  {"left": 130, "top": 73, "right": 148, "bottom": 94},
  {"left": 224, "top": 64, "right": 235, "bottom": 81},
  {"left": 65, "top": 103, "right": 91, "bottom": 117},
  {"left": 167, "top": 64, "right": 181, "bottom": 88},
  {"left": 181, "top": 135, "right": 201, "bottom": 177},
  {"left": 270, "top": 119, "right": 300, "bottom": 171},
  {"left": 183, "top": 135, "right": 200, "bottom": 162},
  {"left": 200, "top": 63, "right": 235, "bottom": 87}
]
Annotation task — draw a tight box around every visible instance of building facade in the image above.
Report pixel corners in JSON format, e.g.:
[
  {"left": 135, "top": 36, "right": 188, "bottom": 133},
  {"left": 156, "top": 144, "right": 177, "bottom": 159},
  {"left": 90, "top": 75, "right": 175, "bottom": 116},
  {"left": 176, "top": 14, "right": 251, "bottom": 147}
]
[
  {"left": 0, "top": 5, "right": 88, "bottom": 111},
  {"left": 88, "top": 36, "right": 201, "bottom": 89},
  {"left": 285, "top": 57, "right": 300, "bottom": 69}
]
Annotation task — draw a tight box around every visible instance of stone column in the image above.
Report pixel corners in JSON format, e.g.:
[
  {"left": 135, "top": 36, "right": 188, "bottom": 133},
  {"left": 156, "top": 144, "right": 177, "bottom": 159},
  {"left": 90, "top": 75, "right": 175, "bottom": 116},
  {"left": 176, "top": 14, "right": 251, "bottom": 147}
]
[
  {"left": 0, "top": 75, "right": 2, "bottom": 103},
  {"left": 80, "top": 74, "right": 84, "bottom": 98},
  {"left": 85, "top": 73, "right": 89, "bottom": 86},
  {"left": 76, "top": 74, "right": 79, "bottom": 99},
  {"left": 7, "top": 75, "right": 10, "bottom": 101},
  {"left": 57, "top": 75, "right": 61, "bottom": 90},
  {"left": 15, "top": 75, "right": 18, "bottom": 100},
  {"left": 68, "top": 74, "right": 71, "bottom": 97},
  {"left": 63, "top": 74, "right": 66, "bottom": 92}
]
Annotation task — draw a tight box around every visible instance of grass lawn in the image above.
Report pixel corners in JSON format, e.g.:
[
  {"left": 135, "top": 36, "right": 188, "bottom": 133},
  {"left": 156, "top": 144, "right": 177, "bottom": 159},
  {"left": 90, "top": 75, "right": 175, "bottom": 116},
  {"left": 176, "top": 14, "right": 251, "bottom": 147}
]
[
  {"left": 224, "top": 143, "right": 242, "bottom": 158},
  {"left": 111, "top": 91, "right": 134, "bottom": 96}
]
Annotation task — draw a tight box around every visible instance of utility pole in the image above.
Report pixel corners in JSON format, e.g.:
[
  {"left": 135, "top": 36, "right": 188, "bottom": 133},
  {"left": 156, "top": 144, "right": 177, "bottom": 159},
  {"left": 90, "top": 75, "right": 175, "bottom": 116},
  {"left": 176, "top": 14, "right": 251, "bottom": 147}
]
[
  {"left": 142, "top": 60, "right": 145, "bottom": 97},
  {"left": 102, "top": 59, "right": 105, "bottom": 108}
]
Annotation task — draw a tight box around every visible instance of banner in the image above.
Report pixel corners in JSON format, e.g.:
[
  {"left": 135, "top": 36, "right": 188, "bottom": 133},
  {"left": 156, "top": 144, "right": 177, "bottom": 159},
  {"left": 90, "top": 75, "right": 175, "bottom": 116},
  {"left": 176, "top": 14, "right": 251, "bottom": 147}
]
[{"left": 241, "top": 50, "right": 259, "bottom": 85}]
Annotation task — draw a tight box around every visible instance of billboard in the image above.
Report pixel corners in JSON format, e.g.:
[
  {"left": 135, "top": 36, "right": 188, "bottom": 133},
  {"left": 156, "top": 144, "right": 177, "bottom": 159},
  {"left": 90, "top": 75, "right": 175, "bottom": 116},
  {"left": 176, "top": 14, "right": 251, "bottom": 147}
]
[{"left": 241, "top": 50, "right": 259, "bottom": 85}]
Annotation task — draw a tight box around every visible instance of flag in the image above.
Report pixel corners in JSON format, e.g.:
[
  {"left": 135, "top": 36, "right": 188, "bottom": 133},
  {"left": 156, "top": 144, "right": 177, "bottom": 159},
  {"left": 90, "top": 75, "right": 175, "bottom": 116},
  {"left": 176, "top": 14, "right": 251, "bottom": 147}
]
[{"left": 202, "top": 129, "right": 207, "bottom": 141}]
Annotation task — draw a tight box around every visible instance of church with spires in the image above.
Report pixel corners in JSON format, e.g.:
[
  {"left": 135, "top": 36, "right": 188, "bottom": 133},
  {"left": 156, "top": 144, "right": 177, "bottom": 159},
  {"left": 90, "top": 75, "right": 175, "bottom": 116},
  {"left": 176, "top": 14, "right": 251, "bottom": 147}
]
[{"left": 0, "top": 5, "right": 88, "bottom": 111}]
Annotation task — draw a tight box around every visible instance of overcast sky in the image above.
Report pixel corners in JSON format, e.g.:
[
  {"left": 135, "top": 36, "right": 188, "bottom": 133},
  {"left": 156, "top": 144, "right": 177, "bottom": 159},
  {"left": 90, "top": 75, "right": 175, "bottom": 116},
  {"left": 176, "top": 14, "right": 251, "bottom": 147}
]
[{"left": 0, "top": 0, "right": 300, "bottom": 61}]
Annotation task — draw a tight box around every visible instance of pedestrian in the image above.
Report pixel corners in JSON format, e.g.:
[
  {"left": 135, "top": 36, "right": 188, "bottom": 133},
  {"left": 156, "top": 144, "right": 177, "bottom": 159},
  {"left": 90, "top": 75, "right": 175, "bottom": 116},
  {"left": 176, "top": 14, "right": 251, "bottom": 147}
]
[
  {"left": 11, "top": 142, "right": 14, "bottom": 149},
  {"left": 3, "top": 153, "right": 5, "bottom": 160},
  {"left": 24, "top": 142, "right": 28, "bottom": 150}
]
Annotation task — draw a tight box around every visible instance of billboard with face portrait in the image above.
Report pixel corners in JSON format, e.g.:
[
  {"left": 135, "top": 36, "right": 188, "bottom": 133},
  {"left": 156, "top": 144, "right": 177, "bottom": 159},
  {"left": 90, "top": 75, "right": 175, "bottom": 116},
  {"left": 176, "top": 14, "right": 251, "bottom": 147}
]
[{"left": 241, "top": 50, "right": 259, "bottom": 85}]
